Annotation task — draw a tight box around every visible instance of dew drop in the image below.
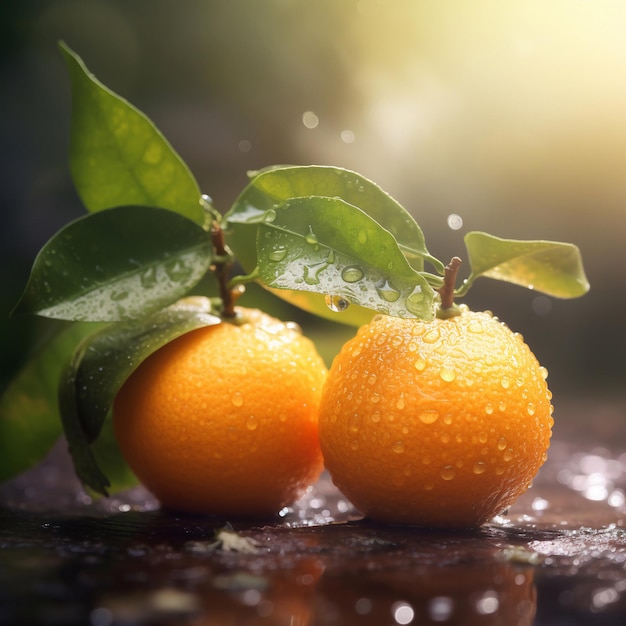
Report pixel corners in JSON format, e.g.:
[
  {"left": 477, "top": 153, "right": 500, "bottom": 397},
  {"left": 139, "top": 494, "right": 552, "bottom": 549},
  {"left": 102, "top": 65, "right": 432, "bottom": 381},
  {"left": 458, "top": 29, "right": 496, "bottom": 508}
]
[
  {"left": 440, "top": 465, "right": 456, "bottom": 481},
  {"left": 269, "top": 245, "right": 288, "bottom": 262},
  {"left": 370, "top": 412, "right": 381, "bottom": 423},
  {"left": 264, "top": 209, "right": 277, "bottom": 223},
  {"left": 414, "top": 357, "right": 427, "bottom": 371},
  {"left": 326, "top": 249, "right": 335, "bottom": 264},
  {"left": 495, "top": 466, "right": 505, "bottom": 475},
  {"left": 140, "top": 266, "right": 158, "bottom": 288},
  {"left": 392, "top": 441, "right": 405, "bottom": 454},
  {"left": 305, "top": 226, "right": 318, "bottom": 245},
  {"left": 422, "top": 328, "right": 440, "bottom": 344},
  {"left": 439, "top": 366, "right": 456, "bottom": 382},
  {"left": 246, "top": 416, "right": 258, "bottom": 431},
  {"left": 478, "top": 432, "right": 488, "bottom": 444},
  {"left": 325, "top": 294, "right": 350, "bottom": 312},
  {"left": 473, "top": 462, "right": 487, "bottom": 475},
  {"left": 527, "top": 402, "right": 536, "bottom": 416},
  {"left": 498, "top": 401, "right": 507, "bottom": 412},
  {"left": 485, "top": 403, "right": 494, "bottom": 415},
  {"left": 405, "top": 286, "right": 425, "bottom": 314},
  {"left": 231, "top": 392, "right": 244, "bottom": 407},
  {"left": 419, "top": 410, "right": 439, "bottom": 424},
  {"left": 367, "top": 374, "right": 377, "bottom": 385},
  {"left": 503, "top": 448, "right": 514, "bottom": 462},
  {"left": 500, "top": 377, "right": 510, "bottom": 389},
  {"left": 370, "top": 393, "right": 380, "bottom": 404},
  {"left": 440, "top": 433, "right": 451, "bottom": 444},
  {"left": 539, "top": 366, "right": 549, "bottom": 380},
  {"left": 497, "top": 437, "right": 507, "bottom": 451},
  {"left": 376, "top": 281, "right": 400, "bottom": 302},
  {"left": 341, "top": 266, "right": 364, "bottom": 283}
]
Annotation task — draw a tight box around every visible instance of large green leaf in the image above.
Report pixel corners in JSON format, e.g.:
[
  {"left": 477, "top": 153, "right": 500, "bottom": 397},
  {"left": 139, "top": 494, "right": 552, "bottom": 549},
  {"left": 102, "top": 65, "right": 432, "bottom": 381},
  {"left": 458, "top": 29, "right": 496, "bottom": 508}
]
[
  {"left": 224, "top": 165, "right": 442, "bottom": 325},
  {"left": 59, "top": 42, "right": 204, "bottom": 225},
  {"left": 463, "top": 231, "right": 590, "bottom": 298},
  {"left": 258, "top": 196, "right": 436, "bottom": 319},
  {"left": 14, "top": 206, "right": 213, "bottom": 322},
  {"left": 0, "top": 321, "right": 104, "bottom": 483},
  {"left": 59, "top": 297, "right": 222, "bottom": 495}
]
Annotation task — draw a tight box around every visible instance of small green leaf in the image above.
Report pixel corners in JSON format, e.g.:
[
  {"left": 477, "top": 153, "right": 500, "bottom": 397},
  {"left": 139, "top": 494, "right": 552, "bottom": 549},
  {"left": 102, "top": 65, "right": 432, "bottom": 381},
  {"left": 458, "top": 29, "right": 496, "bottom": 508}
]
[
  {"left": 463, "top": 231, "right": 590, "bottom": 298},
  {"left": 258, "top": 196, "right": 436, "bottom": 319},
  {"left": 0, "top": 321, "right": 105, "bottom": 483},
  {"left": 59, "top": 42, "right": 204, "bottom": 225},
  {"left": 14, "top": 206, "right": 213, "bottom": 322},
  {"left": 224, "top": 165, "right": 441, "bottom": 324},
  {"left": 59, "top": 297, "right": 221, "bottom": 495}
]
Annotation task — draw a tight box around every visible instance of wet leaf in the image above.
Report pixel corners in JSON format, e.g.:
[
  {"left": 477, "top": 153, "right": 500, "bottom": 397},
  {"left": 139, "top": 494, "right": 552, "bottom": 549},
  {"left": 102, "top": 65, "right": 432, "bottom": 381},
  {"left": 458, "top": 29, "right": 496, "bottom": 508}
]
[
  {"left": 59, "top": 42, "right": 204, "bottom": 225},
  {"left": 14, "top": 206, "right": 213, "bottom": 322},
  {"left": 58, "top": 297, "right": 221, "bottom": 495},
  {"left": 225, "top": 165, "right": 441, "bottom": 324},
  {"left": 258, "top": 196, "right": 436, "bottom": 319},
  {"left": 0, "top": 321, "right": 105, "bottom": 483},
  {"left": 463, "top": 231, "right": 590, "bottom": 298}
]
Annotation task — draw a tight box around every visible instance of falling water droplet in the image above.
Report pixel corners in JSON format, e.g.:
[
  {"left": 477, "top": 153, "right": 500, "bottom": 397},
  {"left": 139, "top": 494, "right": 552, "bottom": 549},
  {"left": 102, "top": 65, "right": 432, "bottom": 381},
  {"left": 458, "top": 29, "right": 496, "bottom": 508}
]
[
  {"left": 341, "top": 266, "right": 364, "bottom": 283},
  {"left": 325, "top": 294, "right": 350, "bottom": 312}
]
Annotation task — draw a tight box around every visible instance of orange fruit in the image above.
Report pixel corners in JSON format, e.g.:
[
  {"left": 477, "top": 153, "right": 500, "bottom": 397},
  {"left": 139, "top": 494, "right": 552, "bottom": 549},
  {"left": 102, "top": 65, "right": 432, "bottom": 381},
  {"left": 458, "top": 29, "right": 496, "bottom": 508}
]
[
  {"left": 318, "top": 306, "right": 554, "bottom": 527},
  {"left": 113, "top": 306, "right": 327, "bottom": 516}
]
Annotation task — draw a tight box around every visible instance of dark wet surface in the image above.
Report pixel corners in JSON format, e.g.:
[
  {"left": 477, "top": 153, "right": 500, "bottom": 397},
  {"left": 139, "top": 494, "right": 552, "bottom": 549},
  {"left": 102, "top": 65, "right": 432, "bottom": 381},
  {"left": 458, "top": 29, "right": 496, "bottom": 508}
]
[{"left": 2, "top": 396, "right": 626, "bottom": 625}]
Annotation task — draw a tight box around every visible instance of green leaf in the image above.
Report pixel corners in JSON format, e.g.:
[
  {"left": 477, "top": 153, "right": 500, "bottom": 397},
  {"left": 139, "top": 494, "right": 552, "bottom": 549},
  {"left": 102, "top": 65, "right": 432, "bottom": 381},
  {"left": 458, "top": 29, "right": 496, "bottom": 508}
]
[
  {"left": 14, "top": 206, "right": 213, "bottom": 322},
  {"left": 258, "top": 196, "right": 436, "bottom": 319},
  {"left": 59, "top": 42, "right": 204, "bottom": 225},
  {"left": 59, "top": 297, "right": 221, "bottom": 495},
  {"left": 463, "top": 231, "right": 590, "bottom": 298},
  {"left": 224, "top": 165, "right": 441, "bottom": 324},
  {"left": 0, "top": 321, "right": 105, "bottom": 483}
]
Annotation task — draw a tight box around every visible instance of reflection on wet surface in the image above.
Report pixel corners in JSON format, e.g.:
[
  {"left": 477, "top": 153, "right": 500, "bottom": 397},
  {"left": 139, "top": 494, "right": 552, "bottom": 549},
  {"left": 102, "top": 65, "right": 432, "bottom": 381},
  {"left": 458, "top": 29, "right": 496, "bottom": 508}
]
[{"left": 1, "top": 398, "right": 626, "bottom": 625}]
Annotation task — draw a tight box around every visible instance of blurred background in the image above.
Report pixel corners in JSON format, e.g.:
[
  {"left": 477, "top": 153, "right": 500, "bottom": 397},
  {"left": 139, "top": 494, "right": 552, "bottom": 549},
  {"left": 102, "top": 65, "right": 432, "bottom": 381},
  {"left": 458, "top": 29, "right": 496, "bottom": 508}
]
[{"left": 1, "top": 0, "right": 625, "bottom": 402}]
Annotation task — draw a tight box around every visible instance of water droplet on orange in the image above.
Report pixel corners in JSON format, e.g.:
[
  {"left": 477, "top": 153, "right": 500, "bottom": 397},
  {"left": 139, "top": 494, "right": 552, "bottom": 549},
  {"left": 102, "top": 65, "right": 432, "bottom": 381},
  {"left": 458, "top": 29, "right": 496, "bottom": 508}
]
[
  {"left": 440, "top": 465, "right": 456, "bottom": 480},
  {"left": 422, "top": 328, "right": 440, "bottom": 344},
  {"left": 418, "top": 410, "right": 439, "bottom": 424},
  {"left": 473, "top": 462, "right": 487, "bottom": 475},
  {"left": 414, "top": 357, "right": 427, "bottom": 371},
  {"left": 485, "top": 404, "right": 494, "bottom": 415},
  {"left": 527, "top": 402, "right": 536, "bottom": 416},
  {"left": 497, "top": 437, "right": 507, "bottom": 451},
  {"left": 231, "top": 392, "right": 244, "bottom": 407},
  {"left": 392, "top": 441, "right": 405, "bottom": 454},
  {"left": 439, "top": 366, "right": 456, "bottom": 382}
]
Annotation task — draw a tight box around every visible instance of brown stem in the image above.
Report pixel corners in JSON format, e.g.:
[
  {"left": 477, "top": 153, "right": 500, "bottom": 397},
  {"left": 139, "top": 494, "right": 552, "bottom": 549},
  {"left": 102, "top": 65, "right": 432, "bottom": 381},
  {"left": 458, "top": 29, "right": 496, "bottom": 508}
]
[
  {"left": 438, "top": 256, "right": 462, "bottom": 310},
  {"left": 211, "top": 222, "right": 237, "bottom": 318}
]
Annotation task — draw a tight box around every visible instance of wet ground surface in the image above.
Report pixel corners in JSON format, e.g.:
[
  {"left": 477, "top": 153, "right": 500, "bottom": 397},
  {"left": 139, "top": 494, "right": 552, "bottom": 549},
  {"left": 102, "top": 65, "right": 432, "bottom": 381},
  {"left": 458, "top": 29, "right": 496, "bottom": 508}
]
[{"left": 1, "top": 396, "right": 626, "bottom": 625}]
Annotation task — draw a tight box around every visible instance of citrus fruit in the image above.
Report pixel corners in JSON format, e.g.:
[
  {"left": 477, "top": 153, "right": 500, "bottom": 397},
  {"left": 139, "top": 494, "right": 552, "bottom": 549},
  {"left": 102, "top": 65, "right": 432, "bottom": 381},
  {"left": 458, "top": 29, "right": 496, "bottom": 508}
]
[
  {"left": 318, "top": 306, "right": 554, "bottom": 527},
  {"left": 113, "top": 306, "right": 328, "bottom": 516}
]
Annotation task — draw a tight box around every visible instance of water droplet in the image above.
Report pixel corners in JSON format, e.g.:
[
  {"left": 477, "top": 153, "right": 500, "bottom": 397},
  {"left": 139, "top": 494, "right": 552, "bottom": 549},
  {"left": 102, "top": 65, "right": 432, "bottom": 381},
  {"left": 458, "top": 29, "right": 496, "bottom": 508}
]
[
  {"left": 140, "top": 266, "right": 158, "bottom": 288},
  {"left": 539, "top": 366, "right": 549, "bottom": 380},
  {"left": 473, "top": 462, "right": 487, "bottom": 475},
  {"left": 503, "top": 448, "right": 514, "bottom": 462},
  {"left": 341, "top": 266, "right": 364, "bottom": 283},
  {"left": 376, "top": 281, "right": 400, "bottom": 302},
  {"left": 414, "top": 357, "right": 427, "bottom": 371},
  {"left": 370, "top": 393, "right": 380, "bottom": 404},
  {"left": 440, "top": 465, "right": 456, "bottom": 480},
  {"left": 527, "top": 402, "right": 536, "bottom": 416},
  {"left": 478, "top": 432, "right": 488, "bottom": 444},
  {"left": 422, "top": 328, "right": 440, "bottom": 344},
  {"left": 350, "top": 440, "right": 359, "bottom": 450},
  {"left": 367, "top": 374, "right": 377, "bottom": 385},
  {"left": 440, "top": 433, "right": 450, "bottom": 444},
  {"left": 439, "top": 366, "right": 456, "bottom": 382},
  {"left": 485, "top": 404, "right": 494, "bottom": 415},
  {"left": 303, "top": 263, "right": 325, "bottom": 285},
  {"left": 165, "top": 259, "right": 192, "bottom": 282},
  {"left": 246, "top": 416, "right": 258, "bottom": 431},
  {"left": 468, "top": 319, "right": 484, "bottom": 333},
  {"left": 392, "top": 441, "right": 405, "bottom": 454},
  {"left": 305, "top": 226, "right": 318, "bottom": 245},
  {"left": 498, "top": 401, "right": 507, "bottom": 412},
  {"left": 447, "top": 213, "right": 463, "bottom": 230},
  {"left": 500, "top": 377, "right": 510, "bottom": 389},
  {"left": 231, "top": 392, "right": 244, "bottom": 407},
  {"left": 405, "top": 286, "right": 425, "bottom": 314},
  {"left": 269, "top": 245, "right": 288, "bottom": 262},
  {"left": 325, "top": 294, "right": 350, "bottom": 312},
  {"left": 418, "top": 410, "right": 439, "bottom": 424},
  {"left": 264, "top": 209, "right": 277, "bottom": 223},
  {"left": 443, "top": 414, "right": 453, "bottom": 425},
  {"left": 497, "top": 437, "right": 507, "bottom": 451},
  {"left": 326, "top": 249, "right": 336, "bottom": 264},
  {"left": 495, "top": 466, "right": 505, "bottom": 475},
  {"left": 396, "top": 394, "right": 405, "bottom": 410},
  {"left": 370, "top": 412, "right": 381, "bottom": 423}
]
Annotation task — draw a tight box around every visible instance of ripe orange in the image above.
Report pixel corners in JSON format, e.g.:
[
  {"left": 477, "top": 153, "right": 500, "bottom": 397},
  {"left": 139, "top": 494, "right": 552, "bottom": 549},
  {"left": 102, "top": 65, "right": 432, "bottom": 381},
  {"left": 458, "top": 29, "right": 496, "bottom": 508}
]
[
  {"left": 113, "top": 306, "right": 327, "bottom": 516},
  {"left": 318, "top": 306, "right": 554, "bottom": 527}
]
